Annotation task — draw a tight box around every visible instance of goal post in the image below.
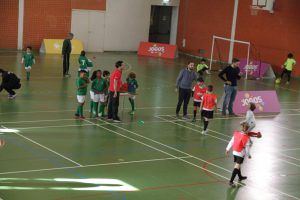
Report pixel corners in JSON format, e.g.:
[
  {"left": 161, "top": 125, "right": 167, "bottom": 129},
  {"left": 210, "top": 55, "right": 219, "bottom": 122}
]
[{"left": 209, "top": 35, "right": 251, "bottom": 79}]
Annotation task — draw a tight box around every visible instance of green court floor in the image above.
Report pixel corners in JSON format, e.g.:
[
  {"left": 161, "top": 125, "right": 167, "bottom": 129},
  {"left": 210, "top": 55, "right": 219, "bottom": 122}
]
[{"left": 0, "top": 52, "right": 299, "bottom": 200}]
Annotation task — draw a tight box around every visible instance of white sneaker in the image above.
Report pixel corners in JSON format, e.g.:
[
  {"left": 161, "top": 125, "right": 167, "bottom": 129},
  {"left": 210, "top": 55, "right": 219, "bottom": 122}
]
[{"left": 201, "top": 130, "right": 207, "bottom": 135}]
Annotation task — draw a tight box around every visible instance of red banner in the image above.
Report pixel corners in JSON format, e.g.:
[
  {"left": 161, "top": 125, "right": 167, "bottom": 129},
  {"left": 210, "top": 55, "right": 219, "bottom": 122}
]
[{"left": 137, "top": 42, "right": 177, "bottom": 59}]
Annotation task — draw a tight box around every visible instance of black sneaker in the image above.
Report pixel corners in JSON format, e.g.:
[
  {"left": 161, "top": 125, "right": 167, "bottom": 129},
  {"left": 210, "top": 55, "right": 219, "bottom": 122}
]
[
  {"left": 229, "top": 182, "right": 236, "bottom": 187},
  {"left": 238, "top": 176, "right": 247, "bottom": 182}
]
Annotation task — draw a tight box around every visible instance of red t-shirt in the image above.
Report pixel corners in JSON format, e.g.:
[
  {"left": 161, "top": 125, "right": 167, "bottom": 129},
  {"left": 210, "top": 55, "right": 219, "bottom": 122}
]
[
  {"left": 109, "top": 68, "right": 122, "bottom": 92},
  {"left": 193, "top": 85, "right": 207, "bottom": 102},
  {"left": 202, "top": 93, "right": 217, "bottom": 110}
]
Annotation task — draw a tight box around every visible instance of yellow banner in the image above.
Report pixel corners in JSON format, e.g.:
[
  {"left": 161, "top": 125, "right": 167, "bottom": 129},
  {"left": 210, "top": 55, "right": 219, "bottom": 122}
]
[{"left": 40, "top": 39, "right": 83, "bottom": 54}]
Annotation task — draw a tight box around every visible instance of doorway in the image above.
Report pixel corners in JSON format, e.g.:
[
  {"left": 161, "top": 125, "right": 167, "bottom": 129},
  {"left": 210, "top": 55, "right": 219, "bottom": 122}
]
[
  {"left": 149, "top": 6, "right": 173, "bottom": 44},
  {"left": 71, "top": 10, "right": 105, "bottom": 52}
]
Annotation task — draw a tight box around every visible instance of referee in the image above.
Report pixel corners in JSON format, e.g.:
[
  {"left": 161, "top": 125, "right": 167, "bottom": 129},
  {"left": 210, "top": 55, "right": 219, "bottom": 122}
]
[{"left": 62, "top": 33, "right": 74, "bottom": 77}]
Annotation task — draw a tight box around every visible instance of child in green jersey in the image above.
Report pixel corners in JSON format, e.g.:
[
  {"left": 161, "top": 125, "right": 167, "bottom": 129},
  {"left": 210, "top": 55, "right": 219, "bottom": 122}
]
[
  {"left": 127, "top": 72, "right": 138, "bottom": 115},
  {"left": 21, "top": 46, "right": 35, "bottom": 80},
  {"left": 90, "top": 70, "right": 107, "bottom": 118},
  {"left": 277, "top": 53, "right": 296, "bottom": 84},
  {"left": 78, "top": 51, "right": 93, "bottom": 77},
  {"left": 75, "top": 70, "right": 89, "bottom": 119},
  {"left": 99, "top": 70, "right": 110, "bottom": 117},
  {"left": 196, "top": 58, "right": 210, "bottom": 76}
]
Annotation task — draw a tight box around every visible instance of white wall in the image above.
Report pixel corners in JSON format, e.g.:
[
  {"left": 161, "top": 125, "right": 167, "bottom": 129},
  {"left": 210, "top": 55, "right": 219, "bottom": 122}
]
[{"left": 104, "top": 0, "right": 180, "bottom": 51}]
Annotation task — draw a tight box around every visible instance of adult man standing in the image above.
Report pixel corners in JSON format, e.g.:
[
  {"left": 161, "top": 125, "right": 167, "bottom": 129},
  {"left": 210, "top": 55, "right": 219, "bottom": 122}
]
[
  {"left": 175, "top": 62, "right": 197, "bottom": 119},
  {"left": 108, "top": 61, "right": 125, "bottom": 122},
  {"left": 0, "top": 69, "right": 21, "bottom": 99},
  {"left": 62, "top": 33, "right": 74, "bottom": 77},
  {"left": 218, "top": 58, "right": 241, "bottom": 116}
]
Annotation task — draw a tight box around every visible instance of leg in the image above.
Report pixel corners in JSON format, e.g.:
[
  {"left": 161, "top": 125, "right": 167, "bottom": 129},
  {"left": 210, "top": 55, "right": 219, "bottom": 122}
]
[
  {"left": 176, "top": 88, "right": 184, "bottom": 115},
  {"left": 222, "top": 85, "right": 232, "bottom": 115},
  {"left": 2, "top": 83, "right": 15, "bottom": 95},
  {"left": 112, "top": 92, "right": 120, "bottom": 120},
  {"left": 107, "top": 92, "right": 114, "bottom": 119},
  {"left": 280, "top": 69, "right": 287, "bottom": 79},
  {"left": 66, "top": 53, "right": 70, "bottom": 75},
  {"left": 63, "top": 54, "right": 67, "bottom": 76},
  {"left": 228, "top": 87, "right": 237, "bottom": 115},
  {"left": 183, "top": 89, "right": 191, "bottom": 116},
  {"left": 287, "top": 70, "right": 291, "bottom": 83}
]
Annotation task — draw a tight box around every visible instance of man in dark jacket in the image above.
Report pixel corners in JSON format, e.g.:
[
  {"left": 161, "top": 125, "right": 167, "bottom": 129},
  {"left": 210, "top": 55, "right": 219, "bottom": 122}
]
[
  {"left": 62, "top": 33, "right": 74, "bottom": 77},
  {"left": 0, "top": 69, "right": 21, "bottom": 99}
]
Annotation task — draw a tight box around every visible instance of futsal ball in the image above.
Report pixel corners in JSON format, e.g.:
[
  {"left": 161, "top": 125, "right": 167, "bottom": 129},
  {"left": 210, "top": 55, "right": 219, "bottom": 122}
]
[{"left": 275, "top": 79, "right": 281, "bottom": 84}]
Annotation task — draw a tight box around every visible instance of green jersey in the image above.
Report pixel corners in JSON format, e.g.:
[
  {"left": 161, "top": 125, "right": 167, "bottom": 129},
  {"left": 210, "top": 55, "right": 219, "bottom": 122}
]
[
  {"left": 78, "top": 55, "right": 89, "bottom": 70},
  {"left": 23, "top": 52, "right": 35, "bottom": 67},
  {"left": 284, "top": 58, "right": 296, "bottom": 71},
  {"left": 76, "top": 78, "right": 88, "bottom": 95},
  {"left": 92, "top": 78, "right": 107, "bottom": 93},
  {"left": 197, "top": 63, "right": 208, "bottom": 72},
  {"left": 103, "top": 79, "right": 109, "bottom": 95}
]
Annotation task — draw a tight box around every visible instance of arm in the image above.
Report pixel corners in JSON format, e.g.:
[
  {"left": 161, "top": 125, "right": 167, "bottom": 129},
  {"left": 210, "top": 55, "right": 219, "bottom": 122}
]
[
  {"left": 226, "top": 137, "right": 234, "bottom": 156},
  {"left": 135, "top": 80, "right": 138, "bottom": 89},
  {"left": 176, "top": 70, "right": 184, "bottom": 88},
  {"left": 218, "top": 67, "right": 227, "bottom": 82},
  {"left": 236, "top": 68, "right": 241, "bottom": 80},
  {"left": 62, "top": 40, "right": 68, "bottom": 55},
  {"left": 244, "top": 140, "right": 251, "bottom": 158}
]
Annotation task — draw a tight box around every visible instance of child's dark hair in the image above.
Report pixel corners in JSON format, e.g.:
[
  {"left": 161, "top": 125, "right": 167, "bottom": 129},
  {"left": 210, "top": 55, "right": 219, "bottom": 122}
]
[
  {"left": 103, "top": 70, "right": 110, "bottom": 77},
  {"left": 90, "top": 70, "right": 101, "bottom": 81},
  {"left": 0, "top": 69, "right": 5, "bottom": 73},
  {"left": 115, "top": 61, "right": 123, "bottom": 68},
  {"left": 128, "top": 72, "right": 136, "bottom": 79},
  {"left": 201, "top": 58, "right": 206, "bottom": 62},
  {"left": 26, "top": 46, "right": 32, "bottom": 50},
  {"left": 288, "top": 53, "right": 293, "bottom": 58},
  {"left": 207, "top": 85, "right": 213, "bottom": 92},
  {"left": 80, "top": 50, "right": 86, "bottom": 56},
  {"left": 197, "top": 77, "right": 204, "bottom": 82},
  {"left": 249, "top": 102, "right": 256, "bottom": 111}
]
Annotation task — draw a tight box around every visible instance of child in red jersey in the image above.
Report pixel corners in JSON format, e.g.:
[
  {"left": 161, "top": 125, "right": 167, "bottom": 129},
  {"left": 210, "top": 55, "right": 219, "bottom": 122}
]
[
  {"left": 226, "top": 122, "right": 252, "bottom": 187},
  {"left": 192, "top": 77, "right": 207, "bottom": 122},
  {"left": 200, "top": 85, "right": 217, "bottom": 135}
]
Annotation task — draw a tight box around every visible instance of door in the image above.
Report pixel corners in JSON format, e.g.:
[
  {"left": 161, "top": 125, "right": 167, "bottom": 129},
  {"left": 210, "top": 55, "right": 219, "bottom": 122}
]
[
  {"left": 71, "top": 10, "right": 105, "bottom": 52},
  {"left": 149, "top": 6, "right": 172, "bottom": 44}
]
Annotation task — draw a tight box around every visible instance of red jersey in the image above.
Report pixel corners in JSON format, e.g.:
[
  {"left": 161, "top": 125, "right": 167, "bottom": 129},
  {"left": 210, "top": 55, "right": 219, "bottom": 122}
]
[
  {"left": 233, "top": 131, "right": 250, "bottom": 152},
  {"left": 109, "top": 68, "right": 122, "bottom": 92},
  {"left": 193, "top": 85, "right": 207, "bottom": 102},
  {"left": 202, "top": 93, "right": 217, "bottom": 110}
]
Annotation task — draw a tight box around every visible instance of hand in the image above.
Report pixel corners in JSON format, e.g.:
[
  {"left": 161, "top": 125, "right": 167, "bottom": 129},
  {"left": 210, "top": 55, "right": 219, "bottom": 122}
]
[
  {"left": 248, "top": 155, "right": 252, "bottom": 159},
  {"left": 225, "top": 81, "right": 232, "bottom": 85},
  {"left": 281, "top": 65, "right": 284, "bottom": 69},
  {"left": 113, "top": 92, "right": 117, "bottom": 98},
  {"left": 225, "top": 151, "right": 229, "bottom": 157}
]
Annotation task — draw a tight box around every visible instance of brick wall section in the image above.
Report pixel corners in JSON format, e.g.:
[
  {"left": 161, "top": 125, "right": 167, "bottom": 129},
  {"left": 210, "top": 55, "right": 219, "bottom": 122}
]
[
  {"left": 23, "top": 0, "right": 72, "bottom": 49},
  {"left": 177, "top": 0, "right": 300, "bottom": 76},
  {"left": 71, "top": 0, "right": 106, "bottom": 10},
  {"left": 0, "top": 0, "right": 19, "bottom": 48}
]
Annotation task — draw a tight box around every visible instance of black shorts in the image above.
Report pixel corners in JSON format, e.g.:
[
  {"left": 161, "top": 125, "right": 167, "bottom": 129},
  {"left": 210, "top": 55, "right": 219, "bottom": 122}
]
[
  {"left": 201, "top": 110, "right": 214, "bottom": 119},
  {"left": 193, "top": 101, "right": 201, "bottom": 107},
  {"left": 233, "top": 155, "right": 244, "bottom": 164}
]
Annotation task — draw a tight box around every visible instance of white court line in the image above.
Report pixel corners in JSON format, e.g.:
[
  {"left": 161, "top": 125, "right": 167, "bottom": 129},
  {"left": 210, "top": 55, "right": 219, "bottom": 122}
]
[
  {"left": 0, "top": 106, "right": 176, "bottom": 116},
  {"left": 157, "top": 115, "right": 300, "bottom": 169},
  {"left": 15, "top": 124, "right": 96, "bottom": 130},
  {"left": 0, "top": 156, "right": 191, "bottom": 176},
  {"left": 1, "top": 118, "right": 89, "bottom": 124},
  {"left": 90, "top": 119, "right": 300, "bottom": 200},
  {"left": 1, "top": 126, "right": 82, "bottom": 167},
  {"left": 281, "top": 148, "right": 300, "bottom": 152},
  {"left": 272, "top": 124, "right": 300, "bottom": 135}
]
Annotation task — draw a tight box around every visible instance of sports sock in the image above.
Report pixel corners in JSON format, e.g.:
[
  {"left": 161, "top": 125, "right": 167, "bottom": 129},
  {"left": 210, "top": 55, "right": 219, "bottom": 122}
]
[
  {"left": 79, "top": 105, "right": 83, "bottom": 116},
  {"left": 75, "top": 105, "right": 80, "bottom": 115},
  {"left": 26, "top": 72, "right": 30, "bottom": 80},
  {"left": 99, "top": 104, "right": 105, "bottom": 116},
  {"left": 129, "top": 98, "right": 135, "bottom": 111},
  {"left": 230, "top": 168, "right": 239, "bottom": 183},
  {"left": 193, "top": 110, "right": 197, "bottom": 118},
  {"left": 203, "top": 120, "right": 209, "bottom": 130},
  {"left": 93, "top": 102, "right": 98, "bottom": 116}
]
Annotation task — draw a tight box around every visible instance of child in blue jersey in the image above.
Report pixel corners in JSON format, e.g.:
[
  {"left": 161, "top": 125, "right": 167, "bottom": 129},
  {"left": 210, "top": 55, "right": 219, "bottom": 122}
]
[{"left": 127, "top": 72, "right": 138, "bottom": 115}]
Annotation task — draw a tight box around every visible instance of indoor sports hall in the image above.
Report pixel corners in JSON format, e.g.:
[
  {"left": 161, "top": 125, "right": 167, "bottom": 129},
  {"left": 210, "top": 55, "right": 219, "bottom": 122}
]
[{"left": 0, "top": 0, "right": 299, "bottom": 200}]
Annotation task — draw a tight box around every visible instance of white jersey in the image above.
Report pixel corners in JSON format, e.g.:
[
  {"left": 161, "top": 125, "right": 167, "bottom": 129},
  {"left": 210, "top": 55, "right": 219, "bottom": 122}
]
[{"left": 242, "top": 110, "right": 256, "bottom": 131}]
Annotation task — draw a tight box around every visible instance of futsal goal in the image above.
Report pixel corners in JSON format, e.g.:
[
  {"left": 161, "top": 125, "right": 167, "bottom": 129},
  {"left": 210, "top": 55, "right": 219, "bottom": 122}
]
[{"left": 209, "top": 35, "right": 275, "bottom": 79}]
